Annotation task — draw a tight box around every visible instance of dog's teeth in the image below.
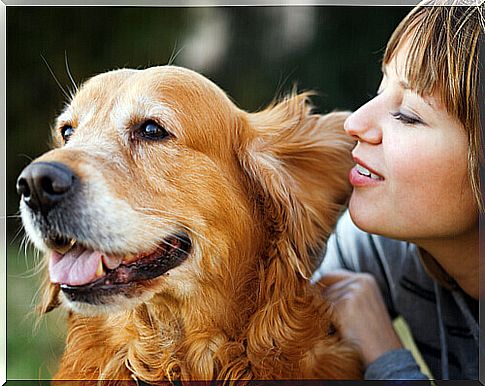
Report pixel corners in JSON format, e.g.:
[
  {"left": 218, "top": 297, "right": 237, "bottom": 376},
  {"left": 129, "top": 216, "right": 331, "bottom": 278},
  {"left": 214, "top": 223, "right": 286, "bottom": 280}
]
[
  {"left": 96, "top": 259, "right": 105, "bottom": 277},
  {"left": 67, "top": 238, "right": 76, "bottom": 249}
]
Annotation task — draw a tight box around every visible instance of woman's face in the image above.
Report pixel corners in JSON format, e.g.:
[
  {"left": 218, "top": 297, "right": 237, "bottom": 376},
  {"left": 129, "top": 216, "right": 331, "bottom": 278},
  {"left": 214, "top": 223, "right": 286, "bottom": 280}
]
[{"left": 345, "top": 41, "right": 478, "bottom": 242}]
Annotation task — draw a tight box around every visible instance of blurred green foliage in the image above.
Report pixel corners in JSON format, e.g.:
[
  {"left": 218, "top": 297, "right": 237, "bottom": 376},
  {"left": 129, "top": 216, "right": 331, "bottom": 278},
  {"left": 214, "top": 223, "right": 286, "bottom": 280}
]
[
  {"left": 6, "top": 6, "right": 410, "bottom": 380},
  {"left": 7, "top": 246, "right": 65, "bottom": 379}
]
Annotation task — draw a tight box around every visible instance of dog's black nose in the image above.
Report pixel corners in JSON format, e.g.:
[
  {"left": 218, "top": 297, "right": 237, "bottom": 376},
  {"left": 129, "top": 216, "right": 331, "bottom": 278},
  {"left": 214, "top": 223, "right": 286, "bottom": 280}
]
[{"left": 17, "top": 162, "right": 76, "bottom": 213}]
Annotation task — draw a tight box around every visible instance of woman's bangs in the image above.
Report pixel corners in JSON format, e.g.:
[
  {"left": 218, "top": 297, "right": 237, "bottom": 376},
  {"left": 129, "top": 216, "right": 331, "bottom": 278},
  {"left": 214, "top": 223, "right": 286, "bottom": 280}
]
[{"left": 384, "top": 8, "right": 455, "bottom": 114}]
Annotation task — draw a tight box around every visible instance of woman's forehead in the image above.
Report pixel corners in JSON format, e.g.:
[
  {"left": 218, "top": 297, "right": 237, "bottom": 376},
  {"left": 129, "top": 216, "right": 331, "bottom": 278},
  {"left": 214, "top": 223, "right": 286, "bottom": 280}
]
[{"left": 382, "top": 36, "right": 448, "bottom": 110}]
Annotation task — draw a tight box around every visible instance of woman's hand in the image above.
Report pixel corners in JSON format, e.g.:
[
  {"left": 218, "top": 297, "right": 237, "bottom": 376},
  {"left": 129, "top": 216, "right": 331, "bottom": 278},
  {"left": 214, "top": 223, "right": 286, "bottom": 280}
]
[{"left": 320, "top": 269, "right": 403, "bottom": 367}]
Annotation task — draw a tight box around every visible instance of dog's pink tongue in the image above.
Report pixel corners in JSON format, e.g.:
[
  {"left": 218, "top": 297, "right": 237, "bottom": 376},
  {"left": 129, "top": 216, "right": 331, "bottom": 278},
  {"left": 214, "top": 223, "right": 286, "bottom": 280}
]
[{"left": 49, "top": 247, "right": 102, "bottom": 286}]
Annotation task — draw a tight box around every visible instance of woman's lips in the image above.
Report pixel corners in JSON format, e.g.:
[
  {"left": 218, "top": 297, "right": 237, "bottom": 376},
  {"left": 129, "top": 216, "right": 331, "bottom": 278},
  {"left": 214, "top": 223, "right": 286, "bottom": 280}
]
[{"left": 349, "top": 158, "right": 384, "bottom": 187}]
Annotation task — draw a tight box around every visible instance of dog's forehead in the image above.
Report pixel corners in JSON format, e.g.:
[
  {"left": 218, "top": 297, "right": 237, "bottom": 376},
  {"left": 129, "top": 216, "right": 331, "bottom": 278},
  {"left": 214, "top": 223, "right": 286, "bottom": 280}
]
[
  {"left": 60, "top": 69, "right": 138, "bottom": 122},
  {"left": 67, "top": 66, "right": 231, "bottom": 121},
  {"left": 77, "top": 66, "right": 221, "bottom": 101},
  {"left": 77, "top": 69, "right": 138, "bottom": 102},
  {"left": 57, "top": 66, "right": 239, "bottom": 154}
]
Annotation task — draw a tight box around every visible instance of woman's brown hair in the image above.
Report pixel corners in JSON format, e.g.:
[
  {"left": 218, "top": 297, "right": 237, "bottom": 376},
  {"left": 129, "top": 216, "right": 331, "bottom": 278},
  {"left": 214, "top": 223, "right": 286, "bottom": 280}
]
[{"left": 383, "top": 2, "right": 484, "bottom": 211}]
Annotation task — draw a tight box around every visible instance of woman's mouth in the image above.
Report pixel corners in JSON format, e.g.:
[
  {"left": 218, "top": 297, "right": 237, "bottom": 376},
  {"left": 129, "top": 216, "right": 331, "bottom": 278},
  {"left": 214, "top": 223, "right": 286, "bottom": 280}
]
[
  {"left": 355, "top": 164, "right": 383, "bottom": 180},
  {"left": 349, "top": 162, "right": 384, "bottom": 187}
]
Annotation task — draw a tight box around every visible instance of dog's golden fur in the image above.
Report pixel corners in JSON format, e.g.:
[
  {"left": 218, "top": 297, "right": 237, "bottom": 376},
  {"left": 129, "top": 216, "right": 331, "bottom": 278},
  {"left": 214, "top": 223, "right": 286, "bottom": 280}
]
[{"left": 24, "top": 66, "right": 361, "bottom": 382}]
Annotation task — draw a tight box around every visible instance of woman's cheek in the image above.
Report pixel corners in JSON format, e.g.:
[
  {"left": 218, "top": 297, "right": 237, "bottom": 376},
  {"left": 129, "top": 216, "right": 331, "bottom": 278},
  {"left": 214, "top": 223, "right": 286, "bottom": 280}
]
[
  {"left": 386, "top": 130, "right": 452, "bottom": 187},
  {"left": 389, "top": 133, "right": 474, "bottom": 233}
]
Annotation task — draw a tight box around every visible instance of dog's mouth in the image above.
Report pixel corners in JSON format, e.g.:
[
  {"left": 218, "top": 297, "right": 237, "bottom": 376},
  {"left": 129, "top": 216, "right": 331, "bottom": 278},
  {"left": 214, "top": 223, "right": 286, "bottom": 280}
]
[{"left": 47, "top": 233, "right": 191, "bottom": 302}]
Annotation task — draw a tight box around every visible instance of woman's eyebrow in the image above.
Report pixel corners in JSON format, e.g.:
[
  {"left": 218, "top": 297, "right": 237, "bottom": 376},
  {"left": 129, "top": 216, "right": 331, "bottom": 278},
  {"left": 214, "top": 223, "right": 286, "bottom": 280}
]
[
  {"left": 381, "top": 64, "right": 434, "bottom": 108},
  {"left": 381, "top": 65, "right": 410, "bottom": 89},
  {"left": 403, "top": 84, "right": 435, "bottom": 108}
]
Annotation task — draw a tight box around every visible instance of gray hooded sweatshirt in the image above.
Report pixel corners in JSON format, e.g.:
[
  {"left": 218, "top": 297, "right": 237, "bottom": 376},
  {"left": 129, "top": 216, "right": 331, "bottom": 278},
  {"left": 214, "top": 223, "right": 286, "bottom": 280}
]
[{"left": 312, "top": 211, "right": 479, "bottom": 380}]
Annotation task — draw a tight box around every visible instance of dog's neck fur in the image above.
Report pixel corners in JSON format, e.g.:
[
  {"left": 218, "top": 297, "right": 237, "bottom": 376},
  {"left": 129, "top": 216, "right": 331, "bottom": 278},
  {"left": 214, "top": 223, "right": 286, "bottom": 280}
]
[{"left": 55, "top": 230, "right": 360, "bottom": 382}]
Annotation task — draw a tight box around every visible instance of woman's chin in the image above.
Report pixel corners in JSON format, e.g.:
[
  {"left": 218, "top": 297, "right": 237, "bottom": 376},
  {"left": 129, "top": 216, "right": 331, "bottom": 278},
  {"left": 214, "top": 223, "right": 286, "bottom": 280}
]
[{"left": 348, "top": 195, "right": 387, "bottom": 237}]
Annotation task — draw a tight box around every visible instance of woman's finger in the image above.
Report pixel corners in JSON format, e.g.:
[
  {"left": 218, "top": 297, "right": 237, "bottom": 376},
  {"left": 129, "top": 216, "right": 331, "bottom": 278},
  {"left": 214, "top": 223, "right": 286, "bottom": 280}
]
[{"left": 318, "top": 268, "right": 359, "bottom": 287}]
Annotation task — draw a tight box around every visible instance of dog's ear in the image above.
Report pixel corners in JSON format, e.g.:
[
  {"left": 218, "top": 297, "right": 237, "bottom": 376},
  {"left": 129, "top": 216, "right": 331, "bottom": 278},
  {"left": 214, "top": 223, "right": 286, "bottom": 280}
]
[{"left": 237, "top": 92, "right": 354, "bottom": 275}]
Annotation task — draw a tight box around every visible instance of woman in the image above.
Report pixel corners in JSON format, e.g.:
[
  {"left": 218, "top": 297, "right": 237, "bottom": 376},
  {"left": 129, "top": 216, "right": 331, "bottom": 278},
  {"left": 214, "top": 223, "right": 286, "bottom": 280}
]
[{"left": 313, "top": 2, "right": 483, "bottom": 380}]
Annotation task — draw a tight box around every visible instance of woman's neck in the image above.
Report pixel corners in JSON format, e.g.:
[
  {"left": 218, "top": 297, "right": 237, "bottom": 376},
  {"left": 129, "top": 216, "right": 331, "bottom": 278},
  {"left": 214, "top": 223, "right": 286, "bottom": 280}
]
[{"left": 413, "top": 225, "right": 479, "bottom": 299}]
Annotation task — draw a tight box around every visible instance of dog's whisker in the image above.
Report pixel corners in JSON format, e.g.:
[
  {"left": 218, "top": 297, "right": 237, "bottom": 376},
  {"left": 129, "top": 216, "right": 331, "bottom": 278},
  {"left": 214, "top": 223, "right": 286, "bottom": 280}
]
[
  {"left": 22, "top": 237, "right": 31, "bottom": 268},
  {"left": 40, "top": 54, "right": 71, "bottom": 101},
  {"left": 32, "top": 249, "right": 44, "bottom": 270},
  {"left": 17, "top": 153, "right": 34, "bottom": 163},
  {"left": 9, "top": 249, "right": 44, "bottom": 280},
  {"left": 167, "top": 40, "right": 185, "bottom": 66},
  {"left": 157, "top": 238, "right": 190, "bottom": 256},
  {"left": 4, "top": 214, "right": 22, "bottom": 219},
  {"left": 20, "top": 239, "right": 45, "bottom": 277},
  {"left": 19, "top": 234, "right": 30, "bottom": 262},
  {"left": 16, "top": 265, "right": 43, "bottom": 279},
  {"left": 135, "top": 207, "right": 181, "bottom": 216},
  {"left": 64, "top": 50, "right": 78, "bottom": 94},
  {"left": 11, "top": 225, "right": 26, "bottom": 245},
  {"left": 31, "top": 280, "right": 46, "bottom": 318}
]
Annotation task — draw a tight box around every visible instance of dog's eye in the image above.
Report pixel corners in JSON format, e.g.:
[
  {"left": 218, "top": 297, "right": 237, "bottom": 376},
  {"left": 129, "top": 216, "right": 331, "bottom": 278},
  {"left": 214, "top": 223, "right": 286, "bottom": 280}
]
[
  {"left": 137, "top": 120, "right": 170, "bottom": 141},
  {"left": 61, "top": 125, "right": 74, "bottom": 143}
]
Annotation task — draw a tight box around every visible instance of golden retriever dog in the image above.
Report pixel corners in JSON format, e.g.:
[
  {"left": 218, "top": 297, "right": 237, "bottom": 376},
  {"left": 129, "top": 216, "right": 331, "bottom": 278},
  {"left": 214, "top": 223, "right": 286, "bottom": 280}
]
[{"left": 17, "top": 66, "right": 361, "bottom": 383}]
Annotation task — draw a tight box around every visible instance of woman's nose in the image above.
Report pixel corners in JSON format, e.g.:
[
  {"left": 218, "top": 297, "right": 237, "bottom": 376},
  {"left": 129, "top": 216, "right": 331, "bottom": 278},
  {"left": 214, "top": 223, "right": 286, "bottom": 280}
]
[{"left": 344, "top": 100, "right": 383, "bottom": 144}]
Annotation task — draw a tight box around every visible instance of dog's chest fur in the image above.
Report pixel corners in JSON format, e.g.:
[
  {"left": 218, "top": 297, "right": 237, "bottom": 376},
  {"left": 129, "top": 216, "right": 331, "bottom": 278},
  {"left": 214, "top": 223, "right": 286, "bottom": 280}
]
[{"left": 57, "top": 272, "right": 361, "bottom": 382}]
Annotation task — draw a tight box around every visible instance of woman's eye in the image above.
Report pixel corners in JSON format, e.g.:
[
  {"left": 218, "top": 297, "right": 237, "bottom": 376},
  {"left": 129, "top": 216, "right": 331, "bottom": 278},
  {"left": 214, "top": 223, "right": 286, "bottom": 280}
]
[
  {"left": 390, "top": 111, "right": 423, "bottom": 126},
  {"left": 61, "top": 125, "right": 74, "bottom": 143},
  {"left": 137, "top": 120, "right": 170, "bottom": 141}
]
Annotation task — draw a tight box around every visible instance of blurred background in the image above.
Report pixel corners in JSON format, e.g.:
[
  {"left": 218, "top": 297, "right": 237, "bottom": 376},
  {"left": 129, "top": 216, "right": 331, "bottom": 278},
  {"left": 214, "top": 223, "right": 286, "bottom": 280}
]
[{"left": 6, "top": 5, "right": 410, "bottom": 379}]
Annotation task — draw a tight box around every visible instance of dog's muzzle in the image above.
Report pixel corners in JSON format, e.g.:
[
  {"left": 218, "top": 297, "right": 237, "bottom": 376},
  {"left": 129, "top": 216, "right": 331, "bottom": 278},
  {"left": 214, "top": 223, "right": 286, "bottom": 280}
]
[{"left": 17, "top": 161, "right": 77, "bottom": 215}]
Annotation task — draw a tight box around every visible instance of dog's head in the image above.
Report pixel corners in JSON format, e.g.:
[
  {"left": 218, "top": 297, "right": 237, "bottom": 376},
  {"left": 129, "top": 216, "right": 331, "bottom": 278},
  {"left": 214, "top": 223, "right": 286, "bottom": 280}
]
[{"left": 18, "top": 66, "right": 353, "bottom": 315}]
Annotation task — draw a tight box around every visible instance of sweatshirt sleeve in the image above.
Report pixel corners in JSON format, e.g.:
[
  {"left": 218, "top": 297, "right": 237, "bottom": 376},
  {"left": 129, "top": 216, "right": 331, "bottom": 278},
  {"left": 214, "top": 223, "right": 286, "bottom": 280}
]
[{"left": 365, "top": 349, "right": 430, "bottom": 380}]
